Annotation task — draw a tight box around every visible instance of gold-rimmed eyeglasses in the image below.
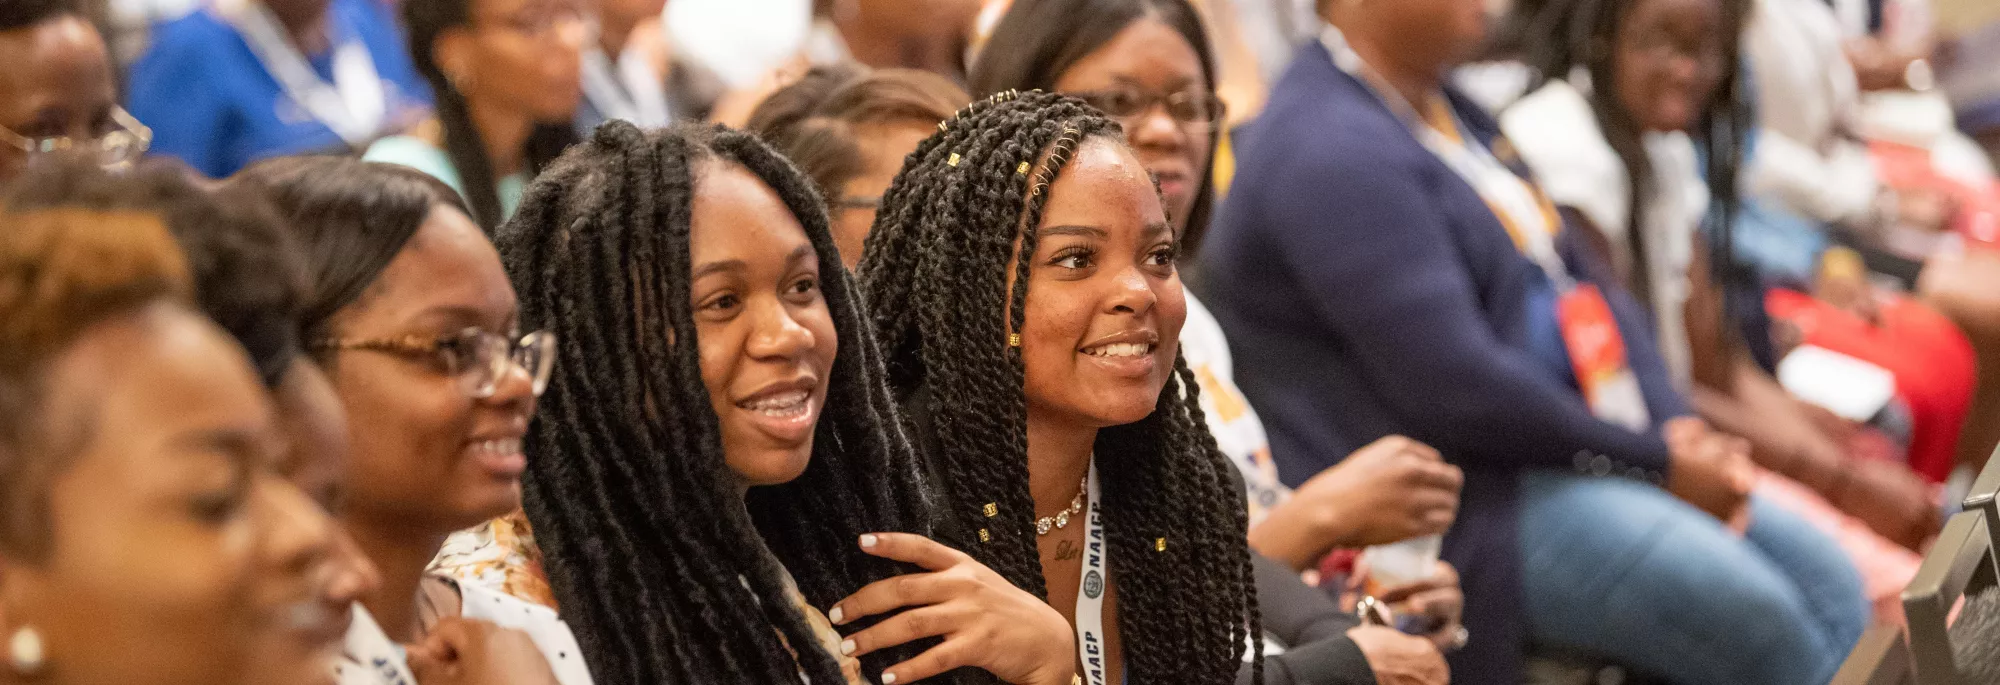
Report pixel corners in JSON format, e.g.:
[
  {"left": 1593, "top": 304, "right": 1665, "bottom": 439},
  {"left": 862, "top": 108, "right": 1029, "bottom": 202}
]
[{"left": 0, "top": 106, "right": 152, "bottom": 169}]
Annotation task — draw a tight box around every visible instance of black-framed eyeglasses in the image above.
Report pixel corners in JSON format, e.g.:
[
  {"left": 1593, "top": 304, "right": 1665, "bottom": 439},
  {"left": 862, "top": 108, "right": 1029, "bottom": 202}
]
[
  {"left": 0, "top": 106, "right": 152, "bottom": 169},
  {"left": 314, "top": 328, "right": 555, "bottom": 399},
  {"left": 1073, "top": 87, "right": 1227, "bottom": 131}
]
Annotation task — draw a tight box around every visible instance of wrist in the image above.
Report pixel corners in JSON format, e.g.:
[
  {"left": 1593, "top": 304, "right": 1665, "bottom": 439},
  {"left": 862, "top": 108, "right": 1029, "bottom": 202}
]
[{"left": 1248, "top": 498, "right": 1344, "bottom": 571}]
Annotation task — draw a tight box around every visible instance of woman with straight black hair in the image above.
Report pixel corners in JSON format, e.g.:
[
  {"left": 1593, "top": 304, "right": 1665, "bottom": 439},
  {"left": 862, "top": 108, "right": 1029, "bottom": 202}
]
[
  {"left": 364, "top": 0, "right": 585, "bottom": 230},
  {"left": 232, "top": 157, "right": 588, "bottom": 684},
  {"left": 968, "top": 0, "right": 1220, "bottom": 257}
]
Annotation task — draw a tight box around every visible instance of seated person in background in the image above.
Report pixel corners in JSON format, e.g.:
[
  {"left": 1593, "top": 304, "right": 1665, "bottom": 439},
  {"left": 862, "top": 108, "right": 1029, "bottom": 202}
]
[
  {"left": 1499, "top": 0, "right": 1942, "bottom": 572},
  {"left": 747, "top": 64, "right": 969, "bottom": 269},
  {"left": 1200, "top": 0, "right": 1870, "bottom": 682},
  {"left": 0, "top": 0, "right": 148, "bottom": 184},
  {"left": 574, "top": 0, "right": 723, "bottom": 133},
  {"left": 364, "top": 0, "right": 583, "bottom": 230},
  {"left": 126, "top": 0, "right": 429, "bottom": 178}
]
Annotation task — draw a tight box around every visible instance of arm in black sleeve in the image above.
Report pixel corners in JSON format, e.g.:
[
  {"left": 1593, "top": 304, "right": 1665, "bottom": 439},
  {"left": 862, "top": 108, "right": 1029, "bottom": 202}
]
[{"left": 1238, "top": 552, "right": 1377, "bottom": 685}]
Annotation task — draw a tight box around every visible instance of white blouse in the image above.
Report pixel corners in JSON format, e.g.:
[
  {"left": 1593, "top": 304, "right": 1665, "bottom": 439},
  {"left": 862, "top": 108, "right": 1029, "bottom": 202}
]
[
  {"left": 1500, "top": 78, "right": 1709, "bottom": 387},
  {"left": 334, "top": 581, "right": 594, "bottom": 685}
]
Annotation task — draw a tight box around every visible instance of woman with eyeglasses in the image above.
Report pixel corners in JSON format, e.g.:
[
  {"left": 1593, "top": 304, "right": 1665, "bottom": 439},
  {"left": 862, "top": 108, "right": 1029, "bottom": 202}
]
[
  {"left": 125, "top": 0, "right": 428, "bottom": 178},
  {"left": 230, "top": 156, "right": 590, "bottom": 685},
  {"left": 747, "top": 64, "right": 969, "bottom": 269},
  {"left": 0, "top": 0, "right": 150, "bottom": 183},
  {"left": 363, "top": 0, "right": 586, "bottom": 231}
]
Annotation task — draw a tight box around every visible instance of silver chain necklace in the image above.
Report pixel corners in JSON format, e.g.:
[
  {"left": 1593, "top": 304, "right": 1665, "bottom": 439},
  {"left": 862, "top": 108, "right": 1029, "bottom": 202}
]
[{"left": 1035, "top": 476, "right": 1090, "bottom": 536}]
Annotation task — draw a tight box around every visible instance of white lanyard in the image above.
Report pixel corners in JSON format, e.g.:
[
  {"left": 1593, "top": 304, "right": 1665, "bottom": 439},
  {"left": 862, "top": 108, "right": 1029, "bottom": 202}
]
[
  {"left": 222, "top": 0, "right": 388, "bottom": 147},
  {"left": 582, "top": 45, "right": 673, "bottom": 128},
  {"left": 1073, "top": 460, "right": 1110, "bottom": 685},
  {"left": 336, "top": 603, "right": 417, "bottom": 685},
  {"left": 1318, "top": 26, "right": 1572, "bottom": 291}
]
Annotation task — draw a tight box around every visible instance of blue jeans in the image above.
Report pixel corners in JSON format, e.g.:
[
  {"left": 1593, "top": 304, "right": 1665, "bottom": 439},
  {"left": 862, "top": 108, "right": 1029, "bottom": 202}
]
[{"left": 1518, "top": 472, "right": 1868, "bottom": 685}]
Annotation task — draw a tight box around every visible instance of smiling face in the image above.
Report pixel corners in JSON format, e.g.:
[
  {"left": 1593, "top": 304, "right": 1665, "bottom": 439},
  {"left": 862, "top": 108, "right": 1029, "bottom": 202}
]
[
  {"left": 323, "top": 205, "right": 537, "bottom": 534},
  {"left": 0, "top": 15, "right": 117, "bottom": 183},
  {"left": 1052, "top": 17, "right": 1211, "bottom": 233},
  {"left": 687, "top": 160, "right": 839, "bottom": 489},
  {"left": 3, "top": 304, "right": 295, "bottom": 685},
  {"left": 1613, "top": 0, "right": 1727, "bottom": 133},
  {"left": 1018, "top": 136, "right": 1185, "bottom": 429}
]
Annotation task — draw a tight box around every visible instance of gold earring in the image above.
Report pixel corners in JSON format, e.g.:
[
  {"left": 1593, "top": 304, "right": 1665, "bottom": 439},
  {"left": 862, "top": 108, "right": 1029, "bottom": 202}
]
[{"left": 1008, "top": 333, "right": 1022, "bottom": 348}]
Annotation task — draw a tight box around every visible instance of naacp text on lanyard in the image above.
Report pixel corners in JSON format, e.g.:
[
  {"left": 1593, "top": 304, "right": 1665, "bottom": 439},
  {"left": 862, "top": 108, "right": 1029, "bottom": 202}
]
[
  {"left": 1317, "top": 26, "right": 1650, "bottom": 432},
  {"left": 582, "top": 46, "right": 673, "bottom": 128},
  {"left": 1073, "top": 460, "right": 1111, "bottom": 685},
  {"left": 224, "top": 0, "right": 388, "bottom": 147}
]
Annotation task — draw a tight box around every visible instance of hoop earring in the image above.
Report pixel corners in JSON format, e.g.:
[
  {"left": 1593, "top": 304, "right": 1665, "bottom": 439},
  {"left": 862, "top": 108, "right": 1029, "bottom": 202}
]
[{"left": 9, "top": 626, "right": 44, "bottom": 676}]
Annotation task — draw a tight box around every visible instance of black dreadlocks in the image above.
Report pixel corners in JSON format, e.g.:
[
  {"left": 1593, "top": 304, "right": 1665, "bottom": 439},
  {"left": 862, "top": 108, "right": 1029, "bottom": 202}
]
[
  {"left": 1512, "top": 0, "right": 1754, "bottom": 333},
  {"left": 857, "top": 89, "right": 1262, "bottom": 684},
  {"left": 498, "top": 120, "right": 980, "bottom": 685},
  {"left": 401, "top": 0, "right": 577, "bottom": 232}
]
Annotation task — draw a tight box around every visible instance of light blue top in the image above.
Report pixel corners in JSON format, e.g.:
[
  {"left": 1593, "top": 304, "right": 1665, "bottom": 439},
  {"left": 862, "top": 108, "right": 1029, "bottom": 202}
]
[{"left": 363, "top": 134, "right": 526, "bottom": 222}]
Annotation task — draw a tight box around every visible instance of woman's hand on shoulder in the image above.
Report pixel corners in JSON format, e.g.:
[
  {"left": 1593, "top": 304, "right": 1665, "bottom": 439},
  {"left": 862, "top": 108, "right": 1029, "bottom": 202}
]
[
  {"left": 831, "top": 533, "right": 1077, "bottom": 685},
  {"left": 407, "top": 617, "right": 560, "bottom": 685}
]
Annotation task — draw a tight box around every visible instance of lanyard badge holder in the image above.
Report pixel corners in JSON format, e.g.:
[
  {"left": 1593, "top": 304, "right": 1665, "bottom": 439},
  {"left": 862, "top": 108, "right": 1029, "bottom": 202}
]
[
  {"left": 1318, "top": 25, "right": 1650, "bottom": 433},
  {"left": 223, "top": 0, "right": 390, "bottom": 148}
]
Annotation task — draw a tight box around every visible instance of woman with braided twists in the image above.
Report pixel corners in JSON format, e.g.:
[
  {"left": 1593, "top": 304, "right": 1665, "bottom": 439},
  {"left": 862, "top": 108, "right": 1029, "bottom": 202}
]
[
  {"left": 496, "top": 121, "right": 1075, "bottom": 685},
  {"left": 854, "top": 90, "right": 1263, "bottom": 685}
]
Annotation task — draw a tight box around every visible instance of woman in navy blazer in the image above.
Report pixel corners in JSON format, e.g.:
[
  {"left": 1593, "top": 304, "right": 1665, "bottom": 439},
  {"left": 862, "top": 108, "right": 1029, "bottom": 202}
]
[{"left": 1198, "top": 0, "right": 1867, "bottom": 683}]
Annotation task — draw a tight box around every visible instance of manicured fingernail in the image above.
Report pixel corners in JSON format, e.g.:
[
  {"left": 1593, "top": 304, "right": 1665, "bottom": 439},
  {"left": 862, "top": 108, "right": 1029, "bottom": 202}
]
[
  {"left": 828, "top": 606, "right": 845, "bottom": 624},
  {"left": 860, "top": 534, "right": 879, "bottom": 548},
  {"left": 840, "top": 639, "right": 856, "bottom": 655},
  {"left": 882, "top": 673, "right": 898, "bottom": 684}
]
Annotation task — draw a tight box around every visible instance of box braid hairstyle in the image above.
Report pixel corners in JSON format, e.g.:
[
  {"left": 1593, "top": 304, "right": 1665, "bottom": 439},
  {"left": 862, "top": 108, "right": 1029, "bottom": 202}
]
[
  {"left": 497, "top": 120, "right": 986, "bottom": 685},
  {"left": 402, "top": 0, "right": 578, "bottom": 232},
  {"left": 1512, "top": 0, "right": 1754, "bottom": 348},
  {"left": 856, "top": 89, "right": 1262, "bottom": 684}
]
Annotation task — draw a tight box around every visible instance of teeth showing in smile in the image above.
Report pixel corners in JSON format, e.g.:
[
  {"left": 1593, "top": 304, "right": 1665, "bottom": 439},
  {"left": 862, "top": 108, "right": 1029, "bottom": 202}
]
[
  {"left": 1083, "top": 343, "right": 1154, "bottom": 358},
  {"left": 739, "top": 390, "right": 811, "bottom": 418},
  {"left": 470, "top": 438, "right": 522, "bottom": 457}
]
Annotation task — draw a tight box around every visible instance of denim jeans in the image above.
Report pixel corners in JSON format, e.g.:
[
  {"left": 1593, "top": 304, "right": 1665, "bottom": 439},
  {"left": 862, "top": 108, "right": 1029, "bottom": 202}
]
[{"left": 1517, "top": 471, "right": 1868, "bottom": 685}]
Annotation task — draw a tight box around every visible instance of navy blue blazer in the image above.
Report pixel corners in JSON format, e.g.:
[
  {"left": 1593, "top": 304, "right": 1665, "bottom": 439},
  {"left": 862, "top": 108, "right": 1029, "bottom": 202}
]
[{"left": 1199, "top": 40, "right": 1691, "bottom": 683}]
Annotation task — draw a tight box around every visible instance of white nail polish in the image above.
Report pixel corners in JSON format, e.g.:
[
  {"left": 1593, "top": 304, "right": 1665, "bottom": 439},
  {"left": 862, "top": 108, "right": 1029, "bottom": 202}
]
[
  {"left": 882, "top": 673, "right": 898, "bottom": 684},
  {"left": 841, "top": 639, "right": 856, "bottom": 656},
  {"left": 860, "top": 534, "right": 879, "bottom": 548},
  {"left": 828, "top": 606, "right": 844, "bottom": 624}
]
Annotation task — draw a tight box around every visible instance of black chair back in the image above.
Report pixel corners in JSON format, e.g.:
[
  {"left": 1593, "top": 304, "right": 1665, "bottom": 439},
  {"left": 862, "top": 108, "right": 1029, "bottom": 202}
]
[{"left": 1905, "top": 510, "right": 2000, "bottom": 685}]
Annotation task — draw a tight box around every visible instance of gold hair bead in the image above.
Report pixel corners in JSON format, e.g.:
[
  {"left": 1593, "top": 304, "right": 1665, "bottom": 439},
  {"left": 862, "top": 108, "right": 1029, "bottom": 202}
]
[
  {"left": 1016, "top": 162, "right": 1031, "bottom": 175},
  {"left": 978, "top": 528, "right": 992, "bottom": 543},
  {"left": 983, "top": 503, "right": 999, "bottom": 517},
  {"left": 947, "top": 153, "right": 961, "bottom": 167},
  {"left": 1155, "top": 537, "right": 1167, "bottom": 552},
  {"left": 937, "top": 121, "right": 948, "bottom": 131},
  {"left": 1008, "top": 333, "right": 1022, "bottom": 347}
]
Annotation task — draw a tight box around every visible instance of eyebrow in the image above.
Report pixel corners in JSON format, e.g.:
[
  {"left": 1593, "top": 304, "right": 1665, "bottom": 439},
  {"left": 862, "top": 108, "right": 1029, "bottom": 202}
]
[
  {"left": 172, "top": 427, "right": 265, "bottom": 467},
  {"left": 692, "top": 244, "right": 819, "bottom": 278},
  {"left": 409, "top": 304, "right": 508, "bottom": 333},
  {"left": 1039, "top": 225, "right": 1109, "bottom": 239}
]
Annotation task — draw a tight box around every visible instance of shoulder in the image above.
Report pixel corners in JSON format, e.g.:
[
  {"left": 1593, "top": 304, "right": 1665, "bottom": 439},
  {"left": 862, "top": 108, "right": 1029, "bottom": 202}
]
[
  {"left": 365, "top": 133, "right": 464, "bottom": 193},
  {"left": 1501, "top": 81, "right": 1630, "bottom": 232},
  {"left": 455, "top": 581, "right": 596, "bottom": 685},
  {"left": 133, "top": 8, "right": 243, "bottom": 70}
]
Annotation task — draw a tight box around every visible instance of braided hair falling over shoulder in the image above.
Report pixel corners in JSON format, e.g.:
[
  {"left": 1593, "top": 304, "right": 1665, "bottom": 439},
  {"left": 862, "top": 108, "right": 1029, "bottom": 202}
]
[
  {"left": 498, "top": 121, "right": 982, "bottom": 685},
  {"left": 857, "top": 90, "right": 1263, "bottom": 684}
]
